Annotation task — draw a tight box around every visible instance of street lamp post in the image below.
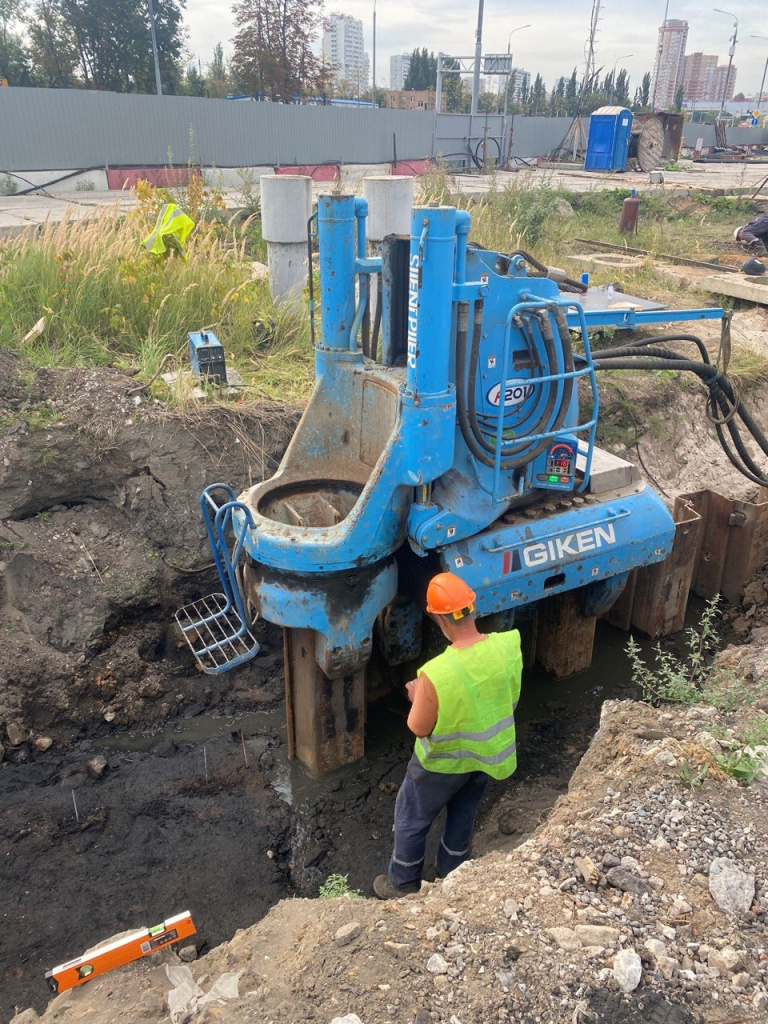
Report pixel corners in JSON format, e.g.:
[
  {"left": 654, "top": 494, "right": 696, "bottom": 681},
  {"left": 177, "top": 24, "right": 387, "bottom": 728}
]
[
  {"left": 471, "top": 0, "right": 485, "bottom": 116},
  {"left": 610, "top": 54, "right": 633, "bottom": 105},
  {"left": 713, "top": 8, "right": 738, "bottom": 119},
  {"left": 372, "top": 0, "right": 376, "bottom": 109},
  {"left": 502, "top": 23, "right": 531, "bottom": 119},
  {"left": 751, "top": 36, "right": 768, "bottom": 110}
]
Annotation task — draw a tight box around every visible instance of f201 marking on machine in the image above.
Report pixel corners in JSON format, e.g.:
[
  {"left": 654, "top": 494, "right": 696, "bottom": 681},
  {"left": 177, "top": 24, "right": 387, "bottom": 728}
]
[
  {"left": 407, "top": 254, "right": 419, "bottom": 369},
  {"left": 486, "top": 379, "right": 535, "bottom": 407},
  {"left": 522, "top": 524, "right": 617, "bottom": 569}
]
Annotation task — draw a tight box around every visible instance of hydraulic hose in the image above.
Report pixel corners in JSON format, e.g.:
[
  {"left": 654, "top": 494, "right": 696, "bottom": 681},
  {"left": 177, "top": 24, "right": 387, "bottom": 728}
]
[
  {"left": 592, "top": 338, "right": 768, "bottom": 487},
  {"left": 456, "top": 301, "right": 575, "bottom": 471}
]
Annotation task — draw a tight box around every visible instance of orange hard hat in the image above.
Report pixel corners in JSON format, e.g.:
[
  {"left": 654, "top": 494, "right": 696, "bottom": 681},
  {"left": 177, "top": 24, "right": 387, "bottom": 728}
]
[{"left": 426, "top": 573, "right": 476, "bottom": 618}]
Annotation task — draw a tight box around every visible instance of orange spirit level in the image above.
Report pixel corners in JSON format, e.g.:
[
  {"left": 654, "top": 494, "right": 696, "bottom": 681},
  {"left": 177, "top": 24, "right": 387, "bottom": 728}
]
[{"left": 45, "top": 911, "right": 196, "bottom": 994}]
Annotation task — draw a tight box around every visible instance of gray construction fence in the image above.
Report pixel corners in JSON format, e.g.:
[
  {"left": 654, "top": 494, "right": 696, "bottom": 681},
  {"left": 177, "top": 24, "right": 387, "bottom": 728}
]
[{"left": 1, "top": 87, "right": 767, "bottom": 172}]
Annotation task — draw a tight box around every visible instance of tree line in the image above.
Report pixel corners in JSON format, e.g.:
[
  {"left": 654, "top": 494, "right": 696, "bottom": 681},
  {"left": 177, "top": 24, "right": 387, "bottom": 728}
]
[{"left": 401, "top": 46, "right": 655, "bottom": 116}]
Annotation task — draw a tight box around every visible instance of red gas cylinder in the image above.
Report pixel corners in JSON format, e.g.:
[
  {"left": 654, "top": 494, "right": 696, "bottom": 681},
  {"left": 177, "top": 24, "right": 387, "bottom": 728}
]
[{"left": 619, "top": 189, "right": 639, "bottom": 234}]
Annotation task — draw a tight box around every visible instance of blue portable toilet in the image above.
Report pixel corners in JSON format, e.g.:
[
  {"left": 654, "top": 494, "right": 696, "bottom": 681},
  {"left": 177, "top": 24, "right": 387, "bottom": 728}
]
[{"left": 585, "top": 106, "right": 634, "bottom": 172}]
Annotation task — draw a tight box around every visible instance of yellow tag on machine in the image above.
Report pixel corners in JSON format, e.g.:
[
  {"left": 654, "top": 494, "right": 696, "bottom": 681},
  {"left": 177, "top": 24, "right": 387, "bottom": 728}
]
[
  {"left": 143, "top": 203, "right": 195, "bottom": 259},
  {"left": 45, "top": 911, "right": 196, "bottom": 994}
]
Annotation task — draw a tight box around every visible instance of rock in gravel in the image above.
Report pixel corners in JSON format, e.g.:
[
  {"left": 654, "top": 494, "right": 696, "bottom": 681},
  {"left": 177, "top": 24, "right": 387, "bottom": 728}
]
[
  {"left": 709, "top": 858, "right": 755, "bottom": 915},
  {"left": 547, "top": 927, "right": 582, "bottom": 951},
  {"left": 708, "top": 946, "right": 744, "bottom": 974},
  {"left": 9, "top": 1010, "right": 40, "bottom": 1024},
  {"left": 330, "top": 1016, "right": 364, "bottom": 1024},
  {"left": 613, "top": 948, "right": 643, "bottom": 993},
  {"left": 87, "top": 754, "right": 108, "bottom": 779},
  {"left": 383, "top": 941, "right": 410, "bottom": 958},
  {"left": 6, "top": 721, "right": 26, "bottom": 747},
  {"left": 605, "top": 866, "right": 650, "bottom": 895},
  {"left": 732, "top": 972, "right": 752, "bottom": 990},
  {"left": 178, "top": 945, "right": 197, "bottom": 962},
  {"left": 33, "top": 736, "right": 53, "bottom": 752},
  {"left": 753, "top": 991, "right": 768, "bottom": 1011},
  {"left": 414, "top": 1012, "right": 432, "bottom": 1024},
  {"left": 426, "top": 953, "right": 449, "bottom": 974},
  {"left": 574, "top": 925, "right": 620, "bottom": 948},
  {"left": 575, "top": 855, "right": 600, "bottom": 885},
  {"left": 335, "top": 922, "right": 362, "bottom": 947},
  {"left": 503, "top": 898, "right": 519, "bottom": 920},
  {"left": 644, "top": 938, "right": 667, "bottom": 960},
  {"left": 657, "top": 957, "right": 679, "bottom": 980}
]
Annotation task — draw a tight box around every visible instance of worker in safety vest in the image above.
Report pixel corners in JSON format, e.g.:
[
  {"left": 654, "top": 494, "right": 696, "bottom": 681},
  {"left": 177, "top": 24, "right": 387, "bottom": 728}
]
[
  {"left": 374, "top": 572, "right": 522, "bottom": 900},
  {"left": 734, "top": 217, "right": 768, "bottom": 255}
]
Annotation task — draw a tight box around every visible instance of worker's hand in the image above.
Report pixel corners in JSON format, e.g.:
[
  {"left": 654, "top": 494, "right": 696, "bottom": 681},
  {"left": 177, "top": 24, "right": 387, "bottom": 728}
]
[{"left": 405, "top": 679, "right": 417, "bottom": 704}]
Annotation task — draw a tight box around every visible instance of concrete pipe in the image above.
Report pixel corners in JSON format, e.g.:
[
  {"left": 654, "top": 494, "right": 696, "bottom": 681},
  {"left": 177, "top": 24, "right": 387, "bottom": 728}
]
[
  {"left": 362, "top": 175, "right": 414, "bottom": 242},
  {"left": 260, "top": 175, "right": 312, "bottom": 303}
]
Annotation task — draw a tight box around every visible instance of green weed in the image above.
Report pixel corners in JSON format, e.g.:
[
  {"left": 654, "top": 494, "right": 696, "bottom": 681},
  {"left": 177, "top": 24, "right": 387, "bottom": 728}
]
[
  {"left": 318, "top": 873, "right": 363, "bottom": 899},
  {"left": 677, "top": 758, "right": 709, "bottom": 790},
  {"left": 716, "top": 749, "right": 761, "bottom": 784}
]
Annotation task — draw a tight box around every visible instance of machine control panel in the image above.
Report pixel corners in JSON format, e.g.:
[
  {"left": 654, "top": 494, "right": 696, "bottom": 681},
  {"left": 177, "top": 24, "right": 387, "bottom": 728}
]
[{"left": 532, "top": 440, "right": 577, "bottom": 492}]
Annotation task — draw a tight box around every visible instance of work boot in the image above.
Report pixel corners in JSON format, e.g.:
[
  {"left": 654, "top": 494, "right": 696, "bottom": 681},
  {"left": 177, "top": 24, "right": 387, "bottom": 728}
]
[{"left": 373, "top": 874, "right": 420, "bottom": 900}]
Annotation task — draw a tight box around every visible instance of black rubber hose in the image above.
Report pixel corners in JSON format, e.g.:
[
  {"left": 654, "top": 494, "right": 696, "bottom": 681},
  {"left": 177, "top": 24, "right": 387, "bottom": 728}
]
[
  {"left": 595, "top": 354, "right": 768, "bottom": 483},
  {"left": 596, "top": 333, "right": 712, "bottom": 364},
  {"left": 371, "top": 273, "right": 382, "bottom": 363}
]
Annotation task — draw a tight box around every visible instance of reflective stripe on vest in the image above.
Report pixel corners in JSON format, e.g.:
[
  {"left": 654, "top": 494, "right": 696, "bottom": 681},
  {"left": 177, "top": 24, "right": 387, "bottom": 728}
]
[
  {"left": 143, "top": 203, "right": 195, "bottom": 257},
  {"left": 418, "top": 735, "right": 517, "bottom": 766}
]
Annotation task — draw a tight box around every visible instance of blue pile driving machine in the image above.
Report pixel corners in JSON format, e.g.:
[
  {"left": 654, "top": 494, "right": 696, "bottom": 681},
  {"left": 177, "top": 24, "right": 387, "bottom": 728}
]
[{"left": 177, "top": 195, "right": 729, "bottom": 772}]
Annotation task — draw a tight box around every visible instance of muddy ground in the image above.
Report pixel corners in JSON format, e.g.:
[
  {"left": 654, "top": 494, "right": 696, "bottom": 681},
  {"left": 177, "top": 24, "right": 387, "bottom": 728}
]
[{"left": 1, "top": 315, "right": 768, "bottom": 1022}]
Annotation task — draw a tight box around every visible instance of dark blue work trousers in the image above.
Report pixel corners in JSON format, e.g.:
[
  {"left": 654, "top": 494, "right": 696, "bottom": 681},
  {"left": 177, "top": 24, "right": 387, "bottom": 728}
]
[{"left": 388, "top": 753, "right": 489, "bottom": 888}]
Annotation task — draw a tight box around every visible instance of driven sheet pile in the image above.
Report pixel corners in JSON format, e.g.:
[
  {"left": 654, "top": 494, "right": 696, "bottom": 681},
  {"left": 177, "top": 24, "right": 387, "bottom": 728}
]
[{"left": 177, "top": 195, "right": 745, "bottom": 773}]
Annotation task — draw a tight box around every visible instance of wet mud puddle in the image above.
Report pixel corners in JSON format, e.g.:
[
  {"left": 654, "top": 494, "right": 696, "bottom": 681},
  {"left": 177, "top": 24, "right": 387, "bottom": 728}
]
[{"left": 0, "top": 619, "right": 673, "bottom": 1020}]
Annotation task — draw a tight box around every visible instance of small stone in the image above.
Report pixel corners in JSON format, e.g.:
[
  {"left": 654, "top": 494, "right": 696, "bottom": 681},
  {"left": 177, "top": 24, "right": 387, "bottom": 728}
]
[
  {"left": 732, "top": 972, "right": 752, "bottom": 990},
  {"left": 657, "top": 957, "right": 679, "bottom": 980},
  {"left": 432, "top": 974, "right": 450, "bottom": 991},
  {"left": 9, "top": 1011, "right": 40, "bottom": 1024},
  {"left": 752, "top": 991, "right": 768, "bottom": 1011},
  {"left": 709, "top": 858, "right": 755, "bottom": 915},
  {"left": 34, "top": 736, "right": 53, "bottom": 752},
  {"left": 330, "top": 1016, "right": 364, "bottom": 1024},
  {"left": 414, "top": 1012, "right": 432, "bottom": 1024},
  {"left": 503, "top": 898, "right": 519, "bottom": 920},
  {"left": 654, "top": 749, "right": 678, "bottom": 767},
  {"left": 605, "top": 867, "right": 650, "bottom": 896},
  {"left": 708, "top": 946, "right": 744, "bottom": 974},
  {"left": 427, "top": 953, "right": 449, "bottom": 974},
  {"left": 547, "top": 927, "right": 582, "bottom": 951},
  {"left": 575, "top": 855, "right": 600, "bottom": 886},
  {"left": 670, "top": 899, "right": 692, "bottom": 918},
  {"left": 602, "top": 853, "right": 621, "bottom": 869},
  {"left": 6, "top": 721, "right": 26, "bottom": 747},
  {"left": 87, "top": 755, "right": 108, "bottom": 779},
  {"left": 178, "top": 945, "right": 197, "bottom": 962},
  {"left": 575, "top": 924, "right": 619, "bottom": 947},
  {"left": 383, "top": 941, "right": 410, "bottom": 958},
  {"left": 743, "top": 581, "right": 767, "bottom": 606},
  {"left": 335, "top": 922, "right": 362, "bottom": 947},
  {"left": 613, "top": 948, "right": 642, "bottom": 993},
  {"left": 644, "top": 938, "right": 667, "bottom": 961}
]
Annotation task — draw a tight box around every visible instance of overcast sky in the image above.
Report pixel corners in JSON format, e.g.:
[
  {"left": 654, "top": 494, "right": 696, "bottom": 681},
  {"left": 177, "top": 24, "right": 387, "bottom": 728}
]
[{"left": 185, "top": 1, "right": 767, "bottom": 98}]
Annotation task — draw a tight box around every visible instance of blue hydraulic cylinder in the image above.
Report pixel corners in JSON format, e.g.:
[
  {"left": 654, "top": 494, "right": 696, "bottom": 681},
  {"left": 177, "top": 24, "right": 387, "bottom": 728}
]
[
  {"left": 407, "top": 206, "right": 457, "bottom": 396},
  {"left": 318, "top": 195, "right": 357, "bottom": 350}
]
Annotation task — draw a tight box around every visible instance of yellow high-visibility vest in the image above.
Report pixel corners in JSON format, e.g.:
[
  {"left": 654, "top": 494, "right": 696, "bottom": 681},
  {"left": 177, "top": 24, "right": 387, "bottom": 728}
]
[{"left": 143, "top": 203, "right": 195, "bottom": 258}]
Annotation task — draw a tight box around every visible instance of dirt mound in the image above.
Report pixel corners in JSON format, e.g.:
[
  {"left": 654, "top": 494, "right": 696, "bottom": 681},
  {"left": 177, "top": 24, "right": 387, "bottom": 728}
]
[{"left": 0, "top": 352, "right": 299, "bottom": 738}]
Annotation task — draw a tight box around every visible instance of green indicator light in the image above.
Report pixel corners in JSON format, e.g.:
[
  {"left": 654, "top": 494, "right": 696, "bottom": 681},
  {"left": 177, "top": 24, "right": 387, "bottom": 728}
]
[{"left": 548, "top": 475, "right": 559, "bottom": 482}]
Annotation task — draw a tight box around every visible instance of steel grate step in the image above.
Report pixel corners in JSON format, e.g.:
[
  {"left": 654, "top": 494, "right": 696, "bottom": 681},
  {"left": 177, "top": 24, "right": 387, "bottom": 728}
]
[{"left": 175, "top": 592, "right": 260, "bottom": 674}]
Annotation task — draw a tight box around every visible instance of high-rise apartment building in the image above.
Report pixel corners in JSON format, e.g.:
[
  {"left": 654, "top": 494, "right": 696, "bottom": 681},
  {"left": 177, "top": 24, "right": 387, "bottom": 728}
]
[
  {"left": 323, "top": 13, "right": 370, "bottom": 92},
  {"left": 708, "top": 64, "right": 738, "bottom": 105},
  {"left": 682, "top": 52, "right": 718, "bottom": 103},
  {"left": 650, "top": 19, "right": 688, "bottom": 108},
  {"left": 390, "top": 54, "right": 411, "bottom": 91}
]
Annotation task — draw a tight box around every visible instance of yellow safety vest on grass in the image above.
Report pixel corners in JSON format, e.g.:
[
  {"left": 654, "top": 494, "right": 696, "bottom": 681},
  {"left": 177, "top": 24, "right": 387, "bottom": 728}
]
[
  {"left": 143, "top": 203, "right": 195, "bottom": 258},
  {"left": 415, "top": 631, "right": 522, "bottom": 780}
]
